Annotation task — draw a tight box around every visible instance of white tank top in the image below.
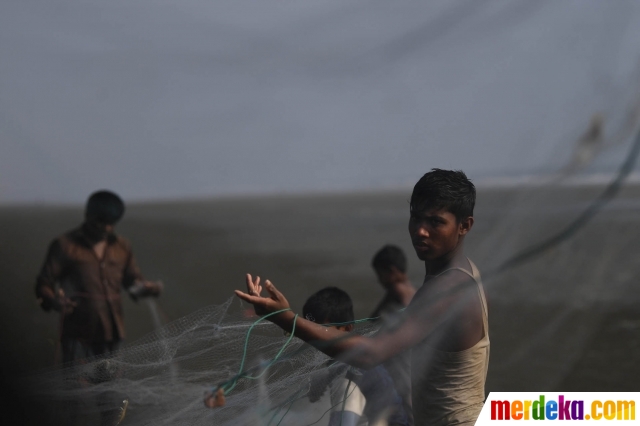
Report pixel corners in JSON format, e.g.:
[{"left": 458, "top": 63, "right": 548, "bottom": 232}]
[{"left": 411, "top": 260, "right": 490, "bottom": 426}]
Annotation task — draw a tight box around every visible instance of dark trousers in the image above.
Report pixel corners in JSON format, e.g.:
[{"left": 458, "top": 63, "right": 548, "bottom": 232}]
[{"left": 60, "top": 338, "right": 124, "bottom": 426}]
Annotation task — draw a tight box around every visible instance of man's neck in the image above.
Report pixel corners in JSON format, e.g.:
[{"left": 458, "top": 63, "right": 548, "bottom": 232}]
[
  {"left": 423, "top": 243, "right": 467, "bottom": 277},
  {"left": 80, "top": 222, "right": 110, "bottom": 246}
]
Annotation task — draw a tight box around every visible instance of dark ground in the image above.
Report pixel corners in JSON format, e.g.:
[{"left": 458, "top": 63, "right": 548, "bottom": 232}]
[{"left": 1, "top": 185, "right": 639, "bottom": 424}]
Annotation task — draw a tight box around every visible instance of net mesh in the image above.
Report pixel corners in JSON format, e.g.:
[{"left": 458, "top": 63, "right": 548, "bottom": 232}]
[{"left": 27, "top": 298, "right": 383, "bottom": 426}]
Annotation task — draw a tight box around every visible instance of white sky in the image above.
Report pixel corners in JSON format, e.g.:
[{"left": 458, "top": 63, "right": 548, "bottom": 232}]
[{"left": 2, "top": 0, "right": 640, "bottom": 204}]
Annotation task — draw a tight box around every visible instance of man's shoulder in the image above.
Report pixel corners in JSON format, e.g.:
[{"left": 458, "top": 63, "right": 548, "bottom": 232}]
[
  {"left": 435, "top": 258, "right": 480, "bottom": 284},
  {"left": 414, "top": 261, "right": 480, "bottom": 303},
  {"left": 52, "top": 227, "right": 83, "bottom": 247},
  {"left": 40, "top": 228, "right": 82, "bottom": 260},
  {"left": 110, "top": 234, "right": 133, "bottom": 252}
]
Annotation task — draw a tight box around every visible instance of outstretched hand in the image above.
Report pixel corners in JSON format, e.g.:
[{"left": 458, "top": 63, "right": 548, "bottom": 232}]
[{"left": 235, "top": 274, "right": 290, "bottom": 317}]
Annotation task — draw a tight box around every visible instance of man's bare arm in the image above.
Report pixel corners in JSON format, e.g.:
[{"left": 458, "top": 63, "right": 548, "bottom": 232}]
[{"left": 236, "top": 273, "right": 471, "bottom": 368}]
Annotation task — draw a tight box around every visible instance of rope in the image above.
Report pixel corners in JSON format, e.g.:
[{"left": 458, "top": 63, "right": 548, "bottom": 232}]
[
  {"left": 213, "top": 304, "right": 402, "bottom": 396},
  {"left": 489, "top": 126, "right": 640, "bottom": 276},
  {"left": 216, "top": 308, "right": 297, "bottom": 394},
  {"left": 208, "top": 306, "right": 390, "bottom": 426}
]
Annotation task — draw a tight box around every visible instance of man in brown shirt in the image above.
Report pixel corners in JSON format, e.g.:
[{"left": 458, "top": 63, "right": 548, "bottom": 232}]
[{"left": 35, "top": 190, "right": 162, "bottom": 364}]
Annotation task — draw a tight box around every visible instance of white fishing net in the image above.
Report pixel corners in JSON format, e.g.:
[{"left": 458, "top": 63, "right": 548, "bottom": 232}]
[{"left": 27, "top": 298, "right": 384, "bottom": 426}]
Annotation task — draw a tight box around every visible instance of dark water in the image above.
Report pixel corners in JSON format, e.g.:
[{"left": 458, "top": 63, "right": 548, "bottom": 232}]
[{"left": 1, "top": 185, "right": 639, "bottom": 423}]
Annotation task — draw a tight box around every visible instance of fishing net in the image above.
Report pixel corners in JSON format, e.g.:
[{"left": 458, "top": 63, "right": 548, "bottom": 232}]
[{"left": 27, "top": 298, "right": 384, "bottom": 426}]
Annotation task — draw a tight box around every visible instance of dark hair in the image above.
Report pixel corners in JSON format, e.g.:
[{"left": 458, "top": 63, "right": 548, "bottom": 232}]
[
  {"left": 371, "top": 244, "right": 407, "bottom": 273},
  {"left": 303, "top": 287, "right": 354, "bottom": 325},
  {"left": 85, "top": 190, "right": 125, "bottom": 224},
  {"left": 410, "top": 169, "right": 475, "bottom": 222}
]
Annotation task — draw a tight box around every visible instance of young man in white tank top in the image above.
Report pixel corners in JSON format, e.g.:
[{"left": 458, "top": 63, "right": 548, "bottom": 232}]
[{"left": 234, "top": 169, "right": 489, "bottom": 426}]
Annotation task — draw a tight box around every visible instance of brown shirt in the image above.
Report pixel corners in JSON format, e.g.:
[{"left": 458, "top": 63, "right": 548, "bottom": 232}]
[{"left": 35, "top": 227, "right": 144, "bottom": 342}]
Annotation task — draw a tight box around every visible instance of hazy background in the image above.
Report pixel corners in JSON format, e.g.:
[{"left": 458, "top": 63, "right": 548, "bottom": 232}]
[{"left": 3, "top": 0, "right": 640, "bottom": 204}]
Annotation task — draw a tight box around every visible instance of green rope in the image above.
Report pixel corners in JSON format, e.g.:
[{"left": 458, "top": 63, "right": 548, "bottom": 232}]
[
  {"left": 268, "top": 388, "right": 304, "bottom": 426},
  {"left": 321, "top": 308, "right": 405, "bottom": 327},
  {"left": 218, "top": 308, "right": 292, "bottom": 394},
  {"left": 273, "top": 395, "right": 297, "bottom": 426},
  {"left": 240, "top": 313, "right": 298, "bottom": 380},
  {"left": 213, "top": 306, "right": 399, "bottom": 402},
  {"left": 208, "top": 308, "right": 375, "bottom": 426}
]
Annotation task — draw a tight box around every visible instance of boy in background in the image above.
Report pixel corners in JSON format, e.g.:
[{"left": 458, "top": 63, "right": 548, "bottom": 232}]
[
  {"left": 303, "top": 287, "right": 409, "bottom": 426},
  {"left": 370, "top": 245, "right": 416, "bottom": 425},
  {"left": 370, "top": 245, "right": 415, "bottom": 319}
]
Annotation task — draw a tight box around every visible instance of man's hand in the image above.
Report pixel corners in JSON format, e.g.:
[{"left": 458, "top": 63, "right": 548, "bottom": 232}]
[
  {"left": 144, "top": 280, "right": 163, "bottom": 297},
  {"left": 53, "top": 288, "right": 77, "bottom": 314},
  {"left": 235, "top": 274, "right": 290, "bottom": 317},
  {"left": 204, "top": 388, "right": 226, "bottom": 408},
  {"left": 128, "top": 280, "right": 163, "bottom": 300}
]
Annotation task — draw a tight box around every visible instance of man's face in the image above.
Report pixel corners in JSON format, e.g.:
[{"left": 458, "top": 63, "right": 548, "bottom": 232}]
[
  {"left": 374, "top": 267, "right": 393, "bottom": 288},
  {"left": 374, "top": 266, "right": 402, "bottom": 288},
  {"left": 408, "top": 207, "right": 471, "bottom": 262}
]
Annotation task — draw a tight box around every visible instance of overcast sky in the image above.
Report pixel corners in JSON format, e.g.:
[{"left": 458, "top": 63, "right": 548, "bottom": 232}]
[{"left": 2, "top": 0, "right": 640, "bottom": 204}]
